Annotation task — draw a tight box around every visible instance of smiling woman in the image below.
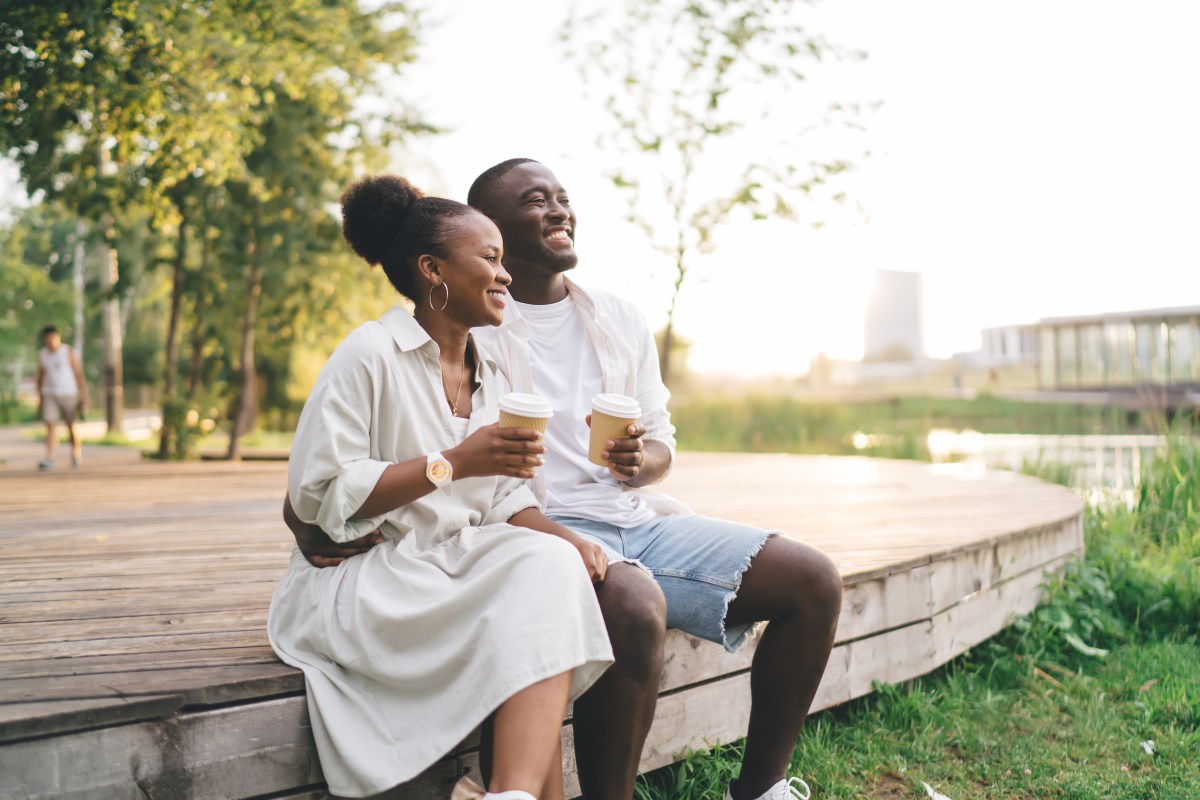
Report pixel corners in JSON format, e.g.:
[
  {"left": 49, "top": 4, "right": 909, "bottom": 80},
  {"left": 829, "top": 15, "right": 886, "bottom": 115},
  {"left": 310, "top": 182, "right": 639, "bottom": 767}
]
[{"left": 267, "top": 173, "right": 615, "bottom": 799}]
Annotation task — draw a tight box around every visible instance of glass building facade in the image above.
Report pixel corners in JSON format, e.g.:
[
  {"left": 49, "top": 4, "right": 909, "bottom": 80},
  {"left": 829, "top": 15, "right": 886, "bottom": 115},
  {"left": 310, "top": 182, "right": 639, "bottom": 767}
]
[{"left": 1035, "top": 307, "right": 1200, "bottom": 390}]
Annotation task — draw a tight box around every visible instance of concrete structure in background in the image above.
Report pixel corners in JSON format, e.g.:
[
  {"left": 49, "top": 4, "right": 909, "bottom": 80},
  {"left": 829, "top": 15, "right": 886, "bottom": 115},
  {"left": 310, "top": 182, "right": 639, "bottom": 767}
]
[
  {"left": 864, "top": 269, "right": 925, "bottom": 363},
  {"left": 980, "top": 324, "right": 1039, "bottom": 368}
]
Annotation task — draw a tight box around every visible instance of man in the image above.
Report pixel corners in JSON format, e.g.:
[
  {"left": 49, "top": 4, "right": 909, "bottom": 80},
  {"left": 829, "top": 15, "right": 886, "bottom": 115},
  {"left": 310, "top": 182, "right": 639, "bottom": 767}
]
[
  {"left": 35, "top": 324, "right": 87, "bottom": 470},
  {"left": 291, "top": 160, "right": 842, "bottom": 800}
]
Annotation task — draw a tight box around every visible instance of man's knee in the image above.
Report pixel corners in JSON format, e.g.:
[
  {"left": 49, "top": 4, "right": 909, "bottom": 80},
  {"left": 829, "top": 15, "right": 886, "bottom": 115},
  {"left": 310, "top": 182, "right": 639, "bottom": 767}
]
[
  {"left": 803, "top": 547, "right": 844, "bottom": 623},
  {"left": 597, "top": 564, "right": 667, "bottom": 673},
  {"left": 765, "top": 538, "right": 843, "bottom": 623}
]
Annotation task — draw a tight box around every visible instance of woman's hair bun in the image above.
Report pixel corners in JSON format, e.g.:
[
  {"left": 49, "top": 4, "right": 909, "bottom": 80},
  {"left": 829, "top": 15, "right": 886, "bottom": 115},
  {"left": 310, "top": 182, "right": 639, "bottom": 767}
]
[{"left": 340, "top": 175, "right": 424, "bottom": 266}]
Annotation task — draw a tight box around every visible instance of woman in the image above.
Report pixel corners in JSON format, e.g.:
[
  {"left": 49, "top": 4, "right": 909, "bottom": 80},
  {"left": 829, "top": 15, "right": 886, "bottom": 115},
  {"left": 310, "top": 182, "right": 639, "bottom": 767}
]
[{"left": 269, "top": 175, "right": 613, "bottom": 800}]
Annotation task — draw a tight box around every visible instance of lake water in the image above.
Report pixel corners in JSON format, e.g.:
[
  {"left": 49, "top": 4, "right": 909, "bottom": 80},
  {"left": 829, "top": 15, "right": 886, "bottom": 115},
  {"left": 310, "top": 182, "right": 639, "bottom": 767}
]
[{"left": 922, "top": 430, "right": 1168, "bottom": 504}]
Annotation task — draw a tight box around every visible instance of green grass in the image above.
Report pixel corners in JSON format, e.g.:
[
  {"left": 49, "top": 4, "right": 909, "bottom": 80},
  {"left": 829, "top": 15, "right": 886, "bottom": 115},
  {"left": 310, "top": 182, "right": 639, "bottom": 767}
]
[
  {"left": 635, "top": 434, "right": 1200, "bottom": 799},
  {"left": 671, "top": 394, "right": 1148, "bottom": 459}
]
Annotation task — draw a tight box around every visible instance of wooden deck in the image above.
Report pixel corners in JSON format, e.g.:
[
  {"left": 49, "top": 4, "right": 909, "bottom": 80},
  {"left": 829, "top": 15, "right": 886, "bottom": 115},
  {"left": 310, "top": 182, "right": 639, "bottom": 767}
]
[{"left": 0, "top": 453, "right": 1084, "bottom": 800}]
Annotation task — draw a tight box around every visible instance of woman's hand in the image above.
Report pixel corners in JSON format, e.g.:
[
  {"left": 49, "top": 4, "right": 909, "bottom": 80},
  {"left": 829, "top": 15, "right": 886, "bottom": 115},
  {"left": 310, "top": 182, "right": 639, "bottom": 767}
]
[
  {"left": 447, "top": 423, "right": 545, "bottom": 480},
  {"left": 571, "top": 535, "right": 609, "bottom": 584},
  {"left": 506, "top": 508, "right": 609, "bottom": 584}
]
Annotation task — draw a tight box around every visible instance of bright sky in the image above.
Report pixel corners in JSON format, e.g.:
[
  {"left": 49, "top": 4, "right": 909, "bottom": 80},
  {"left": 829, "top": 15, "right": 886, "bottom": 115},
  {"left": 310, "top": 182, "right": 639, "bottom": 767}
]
[
  {"left": 6, "top": 1, "right": 1198, "bottom": 376},
  {"left": 396, "top": 0, "right": 1200, "bottom": 375}
]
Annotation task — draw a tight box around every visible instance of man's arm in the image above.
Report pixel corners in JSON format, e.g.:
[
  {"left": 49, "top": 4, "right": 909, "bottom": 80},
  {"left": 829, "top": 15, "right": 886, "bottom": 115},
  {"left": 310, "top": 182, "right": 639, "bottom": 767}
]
[
  {"left": 283, "top": 494, "right": 382, "bottom": 568},
  {"left": 68, "top": 348, "right": 88, "bottom": 413}
]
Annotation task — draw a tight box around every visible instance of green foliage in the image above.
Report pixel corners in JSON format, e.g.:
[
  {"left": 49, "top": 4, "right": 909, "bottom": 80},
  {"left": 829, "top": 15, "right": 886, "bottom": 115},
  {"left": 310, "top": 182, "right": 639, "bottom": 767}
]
[
  {"left": 1, "top": 0, "right": 427, "bottom": 454},
  {"left": 638, "top": 426, "right": 1200, "bottom": 797},
  {"left": 636, "top": 641, "right": 1200, "bottom": 798}
]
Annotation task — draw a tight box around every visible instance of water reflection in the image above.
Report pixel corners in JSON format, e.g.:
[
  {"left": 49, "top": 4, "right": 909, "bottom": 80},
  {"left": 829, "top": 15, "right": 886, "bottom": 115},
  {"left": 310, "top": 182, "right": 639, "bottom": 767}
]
[{"left": 924, "top": 429, "right": 1166, "bottom": 506}]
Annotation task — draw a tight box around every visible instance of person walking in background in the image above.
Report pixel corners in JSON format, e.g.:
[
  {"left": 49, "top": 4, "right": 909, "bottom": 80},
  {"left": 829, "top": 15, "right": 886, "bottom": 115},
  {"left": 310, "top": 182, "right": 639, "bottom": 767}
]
[{"left": 35, "top": 324, "right": 87, "bottom": 470}]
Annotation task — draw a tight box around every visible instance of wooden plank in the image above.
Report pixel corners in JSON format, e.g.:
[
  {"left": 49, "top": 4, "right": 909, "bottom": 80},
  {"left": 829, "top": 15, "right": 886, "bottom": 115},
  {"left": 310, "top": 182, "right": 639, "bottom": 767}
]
[
  {"left": 0, "top": 646, "right": 282, "bottom": 681},
  {"left": 0, "top": 694, "right": 184, "bottom": 745},
  {"left": 0, "top": 663, "right": 303, "bottom": 707}
]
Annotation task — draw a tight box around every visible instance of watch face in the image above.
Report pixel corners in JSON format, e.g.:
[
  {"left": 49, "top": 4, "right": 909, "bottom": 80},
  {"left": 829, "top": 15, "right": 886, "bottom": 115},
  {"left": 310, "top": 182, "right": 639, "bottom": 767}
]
[{"left": 428, "top": 459, "right": 452, "bottom": 483}]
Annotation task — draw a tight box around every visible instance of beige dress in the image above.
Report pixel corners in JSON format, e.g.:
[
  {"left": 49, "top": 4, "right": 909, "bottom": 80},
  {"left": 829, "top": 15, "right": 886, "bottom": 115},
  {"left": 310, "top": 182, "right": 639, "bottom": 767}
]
[{"left": 269, "top": 307, "right": 613, "bottom": 798}]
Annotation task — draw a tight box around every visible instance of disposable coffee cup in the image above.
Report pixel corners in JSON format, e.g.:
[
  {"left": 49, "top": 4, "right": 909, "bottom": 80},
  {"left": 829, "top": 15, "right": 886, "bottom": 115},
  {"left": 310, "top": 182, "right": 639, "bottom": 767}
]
[
  {"left": 588, "top": 393, "right": 642, "bottom": 467},
  {"left": 498, "top": 392, "right": 554, "bottom": 434}
]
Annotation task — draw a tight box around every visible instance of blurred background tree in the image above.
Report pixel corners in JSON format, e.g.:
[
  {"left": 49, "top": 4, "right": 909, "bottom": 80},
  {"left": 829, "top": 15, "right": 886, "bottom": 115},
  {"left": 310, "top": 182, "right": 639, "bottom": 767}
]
[
  {"left": 0, "top": 0, "right": 428, "bottom": 457},
  {"left": 563, "top": 0, "right": 864, "bottom": 384}
]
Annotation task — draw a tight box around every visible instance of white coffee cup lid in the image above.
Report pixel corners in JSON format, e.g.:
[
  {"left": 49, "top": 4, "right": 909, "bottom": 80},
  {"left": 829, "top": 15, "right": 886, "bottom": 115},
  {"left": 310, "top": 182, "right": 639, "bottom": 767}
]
[
  {"left": 499, "top": 392, "right": 554, "bottom": 418},
  {"left": 591, "top": 393, "right": 641, "bottom": 418}
]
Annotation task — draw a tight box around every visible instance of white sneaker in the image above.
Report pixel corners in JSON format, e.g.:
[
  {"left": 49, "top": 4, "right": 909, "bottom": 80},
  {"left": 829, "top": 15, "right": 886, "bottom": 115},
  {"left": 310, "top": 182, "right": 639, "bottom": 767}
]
[
  {"left": 37, "top": 459, "right": 54, "bottom": 471},
  {"left": 726, "top": 777, "right": 812, "bottom": 800}
]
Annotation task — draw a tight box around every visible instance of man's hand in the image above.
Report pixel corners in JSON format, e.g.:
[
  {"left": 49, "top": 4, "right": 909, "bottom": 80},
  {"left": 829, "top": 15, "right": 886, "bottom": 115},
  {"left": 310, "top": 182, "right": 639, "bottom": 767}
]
[
  {"left": 283, "top": 495, "right": 382, "bottom": 568},
  {"left": 589, "top": 415, "right": 646, "bottom": 483}
]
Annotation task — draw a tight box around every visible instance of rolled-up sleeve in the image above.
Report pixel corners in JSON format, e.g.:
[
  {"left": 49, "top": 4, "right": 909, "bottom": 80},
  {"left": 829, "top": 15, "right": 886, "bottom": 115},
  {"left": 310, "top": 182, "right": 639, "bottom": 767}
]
[
  {"left": 632, "top": 314, "right": 677, "bottom": 472},
  {"left": 482, "top": 477, "right": 541, "bottom": 527},
  {"left": 288, "top": 336, "right": 391, "bottom": 543}
]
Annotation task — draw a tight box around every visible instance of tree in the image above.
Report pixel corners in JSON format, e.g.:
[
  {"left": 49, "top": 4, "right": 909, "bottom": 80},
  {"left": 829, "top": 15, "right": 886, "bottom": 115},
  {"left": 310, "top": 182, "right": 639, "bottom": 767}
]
[
  {"left": 564, "top": 0, "right": 862, "bottom": 383},
  {"left": 2, "top": 0, "right": 428, "bottom": 456},
  {"left": 1, "top": 0, "right": 265, "bottom": 431}
]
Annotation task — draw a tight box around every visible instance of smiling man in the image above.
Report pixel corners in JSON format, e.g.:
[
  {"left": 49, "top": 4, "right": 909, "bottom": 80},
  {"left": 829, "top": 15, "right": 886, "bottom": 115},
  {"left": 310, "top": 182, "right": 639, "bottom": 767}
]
[{"left": 466, "top": 159, "right": 843, "bottom": 800}]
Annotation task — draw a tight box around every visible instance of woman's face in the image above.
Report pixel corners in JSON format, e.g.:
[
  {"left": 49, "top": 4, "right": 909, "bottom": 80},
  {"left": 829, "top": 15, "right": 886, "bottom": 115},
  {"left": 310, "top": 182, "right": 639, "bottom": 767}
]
[{"left": 437, "top": 212, "right": 511, "bottom": 329}]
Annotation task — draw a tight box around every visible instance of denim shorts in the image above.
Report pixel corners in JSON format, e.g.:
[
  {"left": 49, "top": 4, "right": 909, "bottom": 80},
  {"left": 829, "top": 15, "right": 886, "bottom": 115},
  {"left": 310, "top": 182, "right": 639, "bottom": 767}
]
[{"left": 550, "top": 513, "right": 778, "bottom": 652}]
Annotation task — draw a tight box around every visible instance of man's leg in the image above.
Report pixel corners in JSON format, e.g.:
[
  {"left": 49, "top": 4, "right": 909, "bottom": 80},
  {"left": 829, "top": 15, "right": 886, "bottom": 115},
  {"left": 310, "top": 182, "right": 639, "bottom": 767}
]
[
  {"left": 572, "top": 561, "right": 667, "bottom": 800},
  {"left": 42, "top": 414, "right": 58, "bottom": 466},
  {"left": 724, "top": 537, "right": 842, "bottom": 800},
  {"left": 62, "top": 403, "right": 80, "bottom": 465}
]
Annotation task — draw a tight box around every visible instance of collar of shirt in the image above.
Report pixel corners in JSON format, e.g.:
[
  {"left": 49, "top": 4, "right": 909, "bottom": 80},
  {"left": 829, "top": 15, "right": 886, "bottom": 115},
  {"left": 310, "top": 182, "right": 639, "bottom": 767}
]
[
  {"left": 380, "top": 305, "right": 498, "bottom": 374},
  {"left": 490, "top": 278, "right": 632, "bottom": 397}
]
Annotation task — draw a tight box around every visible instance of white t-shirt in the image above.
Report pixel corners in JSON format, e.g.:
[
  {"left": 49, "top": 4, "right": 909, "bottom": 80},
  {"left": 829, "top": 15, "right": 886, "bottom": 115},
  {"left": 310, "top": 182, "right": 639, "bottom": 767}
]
[{"left": 515, "top": 296, "right": 656, "bottom": 527}]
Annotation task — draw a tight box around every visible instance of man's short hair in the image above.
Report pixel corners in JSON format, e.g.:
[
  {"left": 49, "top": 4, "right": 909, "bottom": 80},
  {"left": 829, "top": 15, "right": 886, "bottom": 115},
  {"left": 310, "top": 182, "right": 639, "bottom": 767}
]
[
  {"left": 40, "top": 324, "right": 58, "bottom": 337},
  {"left": 467, "top": 158, "right": 539, "bottom": 211}
]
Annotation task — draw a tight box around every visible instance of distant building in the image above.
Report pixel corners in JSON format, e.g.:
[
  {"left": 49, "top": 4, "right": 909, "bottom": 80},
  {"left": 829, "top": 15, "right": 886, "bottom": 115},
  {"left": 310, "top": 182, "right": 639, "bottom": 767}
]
[
  {"left": 980, "top": 324, "right": 1039, "bottom": 368},
  {"left": 1035, "top": 305, "right": 1200, "bottom": 390},
  {"left": 864, "top": 269, "right": 925, "bottom": 362}
]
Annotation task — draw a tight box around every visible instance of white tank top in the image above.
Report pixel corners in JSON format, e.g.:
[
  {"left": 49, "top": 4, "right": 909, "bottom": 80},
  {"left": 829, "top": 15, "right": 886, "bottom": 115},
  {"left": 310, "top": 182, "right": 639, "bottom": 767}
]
[{"left": 39, "top": 346, "right": 79, "bottom": 396}]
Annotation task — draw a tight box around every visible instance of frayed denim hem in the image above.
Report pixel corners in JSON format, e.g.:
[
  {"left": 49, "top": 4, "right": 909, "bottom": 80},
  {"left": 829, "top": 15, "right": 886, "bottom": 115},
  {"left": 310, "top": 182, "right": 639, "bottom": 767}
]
[{"left": 718, "top": 529, "right": 781, "bottom": 652}]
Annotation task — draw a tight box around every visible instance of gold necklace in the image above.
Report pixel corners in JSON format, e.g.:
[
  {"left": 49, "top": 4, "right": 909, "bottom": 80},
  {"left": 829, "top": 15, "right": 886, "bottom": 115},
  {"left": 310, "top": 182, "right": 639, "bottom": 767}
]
[{"left": 442, "top": 359, "right": 468, "bottom": 416}]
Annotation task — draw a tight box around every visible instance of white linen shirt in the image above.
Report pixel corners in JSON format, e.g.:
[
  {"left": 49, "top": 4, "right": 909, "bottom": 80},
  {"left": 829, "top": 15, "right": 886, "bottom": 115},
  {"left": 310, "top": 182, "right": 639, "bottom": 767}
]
[
  {"left": 472, "top": 277, "right": 689, "bottom": 517},
  {"left": 288, "top": 306, "right": 539, "bottom": 543}
]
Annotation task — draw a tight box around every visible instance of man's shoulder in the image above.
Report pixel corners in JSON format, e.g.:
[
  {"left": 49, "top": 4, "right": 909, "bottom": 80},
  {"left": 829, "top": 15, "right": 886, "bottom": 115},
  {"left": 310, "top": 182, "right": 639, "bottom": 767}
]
[{"left": 569, "top": 281, "right": 646, "bottom": 324}]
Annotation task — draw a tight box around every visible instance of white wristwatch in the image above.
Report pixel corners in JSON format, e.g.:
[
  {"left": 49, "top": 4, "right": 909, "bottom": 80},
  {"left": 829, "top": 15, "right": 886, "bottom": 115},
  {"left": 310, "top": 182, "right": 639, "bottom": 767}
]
[{"left": 425, "top": 451, "right": 454, "bottom": 492}]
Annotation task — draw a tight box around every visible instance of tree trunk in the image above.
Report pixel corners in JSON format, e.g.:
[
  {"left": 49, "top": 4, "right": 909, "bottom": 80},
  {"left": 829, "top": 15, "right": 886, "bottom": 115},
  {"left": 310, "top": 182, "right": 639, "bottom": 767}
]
[
  {"left": 158, "top": 217, "right": 188, "bottom": 459},
  {"left": 98, "top": 212, "right": 124, "bottom": 435},
  {"left": 187, "top": 192, "right": 212, "bottom": 402},
  {"left": 658, "top": 249, "right": 687, "bottom": 385},
  {"left": 72, "top": 221, "right": 85, "bottom": 359},
  {"left": 227, "top": 222, "right": 263, "bottom": 461},
  {"left": 187, "top": 271, "right": 208, "bottom": 400}
]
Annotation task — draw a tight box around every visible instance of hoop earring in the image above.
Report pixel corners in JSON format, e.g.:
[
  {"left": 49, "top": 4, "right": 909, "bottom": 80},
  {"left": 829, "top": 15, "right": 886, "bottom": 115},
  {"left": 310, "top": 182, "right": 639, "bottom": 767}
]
[{"left": 429, "top": 281, "right": 449, "bottom": 312}]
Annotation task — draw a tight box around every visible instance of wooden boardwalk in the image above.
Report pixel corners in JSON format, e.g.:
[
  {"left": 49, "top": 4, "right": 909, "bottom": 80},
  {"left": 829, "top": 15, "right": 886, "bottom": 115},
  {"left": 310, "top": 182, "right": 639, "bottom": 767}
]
[{"left": 0, "top": 454, "right": 1083, "bottom": 800}]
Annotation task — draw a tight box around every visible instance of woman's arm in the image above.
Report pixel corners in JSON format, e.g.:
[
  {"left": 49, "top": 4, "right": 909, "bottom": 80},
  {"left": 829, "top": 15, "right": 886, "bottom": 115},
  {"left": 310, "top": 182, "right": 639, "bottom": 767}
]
[
  {"left": 507, "top": 507, "right": 608, "bottom": 583},
  {"left": 353, "top": 424, "right": 545, "bottom": 518}
]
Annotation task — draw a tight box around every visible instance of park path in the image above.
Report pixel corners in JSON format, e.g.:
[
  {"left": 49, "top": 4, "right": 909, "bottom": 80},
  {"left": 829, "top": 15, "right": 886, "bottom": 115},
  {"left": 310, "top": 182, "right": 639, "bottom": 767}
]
[{"left": 0, "top": 411, "right": 159, "bottom": 474}]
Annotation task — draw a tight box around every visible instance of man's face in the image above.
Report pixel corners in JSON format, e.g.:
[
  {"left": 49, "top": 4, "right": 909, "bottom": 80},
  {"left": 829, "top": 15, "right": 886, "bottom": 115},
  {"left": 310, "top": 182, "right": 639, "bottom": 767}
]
[
  {"left": 42, "top": 332, "right": 60, "bottom": 350},
  {"left": 483, "top": 162, "right": 577, "bottom": 277}
]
